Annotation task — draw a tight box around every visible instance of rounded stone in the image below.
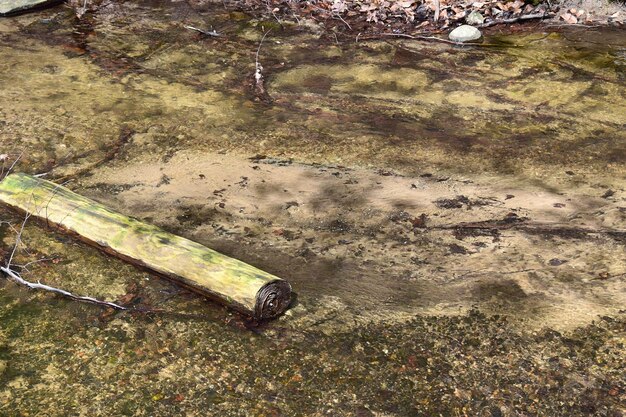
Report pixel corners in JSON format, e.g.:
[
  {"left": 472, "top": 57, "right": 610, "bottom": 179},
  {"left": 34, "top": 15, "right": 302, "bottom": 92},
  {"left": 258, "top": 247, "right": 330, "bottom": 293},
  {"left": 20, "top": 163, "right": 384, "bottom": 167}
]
[{"left": 449, "top": 25, "right": 483, "bottom": 42}]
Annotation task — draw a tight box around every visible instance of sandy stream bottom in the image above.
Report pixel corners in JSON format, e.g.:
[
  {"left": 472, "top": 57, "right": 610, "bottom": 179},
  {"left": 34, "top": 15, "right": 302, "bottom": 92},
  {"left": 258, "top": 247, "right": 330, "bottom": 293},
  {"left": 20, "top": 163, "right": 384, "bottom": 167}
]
[{"left": 0, "top": 2, "right": 624, "bottom": 415}]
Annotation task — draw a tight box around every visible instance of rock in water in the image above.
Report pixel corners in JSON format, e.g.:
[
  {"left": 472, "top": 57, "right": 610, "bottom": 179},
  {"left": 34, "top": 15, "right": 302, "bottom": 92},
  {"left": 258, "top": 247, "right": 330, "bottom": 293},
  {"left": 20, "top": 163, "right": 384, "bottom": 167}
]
[
  {"left": 466, "top": 11, "right": 484, "bottom": 25},
  {"left": 0, "top": 0, "right": 56, "bottom": 15},
  {"left": 449, "top": 25, "right": 482, "bottom": 42}
]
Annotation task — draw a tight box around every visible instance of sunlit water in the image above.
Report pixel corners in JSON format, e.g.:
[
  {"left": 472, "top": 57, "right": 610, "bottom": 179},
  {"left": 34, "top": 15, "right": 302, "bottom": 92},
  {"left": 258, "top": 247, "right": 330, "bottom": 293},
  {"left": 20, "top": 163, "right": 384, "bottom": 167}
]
[{"left": 0, "top": 1, "right": 625, "bottom": 415}]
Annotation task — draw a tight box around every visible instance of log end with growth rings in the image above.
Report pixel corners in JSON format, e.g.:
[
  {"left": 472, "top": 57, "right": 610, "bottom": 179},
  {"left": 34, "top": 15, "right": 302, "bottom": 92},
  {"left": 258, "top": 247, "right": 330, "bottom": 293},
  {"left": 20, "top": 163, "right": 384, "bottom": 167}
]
[{"left": 255, "top": 280, "right": 292, "bottom": 319}]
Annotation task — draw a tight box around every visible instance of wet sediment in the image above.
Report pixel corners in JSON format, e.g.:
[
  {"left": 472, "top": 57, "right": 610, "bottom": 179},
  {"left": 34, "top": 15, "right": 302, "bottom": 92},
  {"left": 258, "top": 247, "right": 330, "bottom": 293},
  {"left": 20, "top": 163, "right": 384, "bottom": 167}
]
[{"left": 0, "top": 2, "right": 624, "bottom": 415}]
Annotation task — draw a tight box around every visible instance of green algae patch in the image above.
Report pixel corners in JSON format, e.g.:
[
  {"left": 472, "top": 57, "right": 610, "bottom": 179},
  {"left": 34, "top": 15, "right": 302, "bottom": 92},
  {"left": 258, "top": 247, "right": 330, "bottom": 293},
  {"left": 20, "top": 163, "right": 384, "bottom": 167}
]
[
  {"left": 0, "top": 297, "right": 623, "bottom": 416},
  {"left": 274, "top": 64, "right": 431, "bottom": 99},
  {"left": 2, "top": 4, "right": 624, "bottom": 184}
]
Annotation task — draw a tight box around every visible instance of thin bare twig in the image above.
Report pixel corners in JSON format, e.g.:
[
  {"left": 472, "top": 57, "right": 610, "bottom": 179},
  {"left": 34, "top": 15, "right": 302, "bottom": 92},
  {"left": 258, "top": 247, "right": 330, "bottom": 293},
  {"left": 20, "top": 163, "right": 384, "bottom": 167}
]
[
  {"left": 7, "top": 211, "right": 30, "bottom": 268},
  {"left": 370, "top": 32, "right": 487, "bottom": 46},
  {"left": 478, "top": 12, "right": 554, "bottom": 28},
  {"left": 1, "top": 266, "right": 126, "bottom": 310},
  {"left": 450, "top": 268, "right": 538, "bottom": 282},
  {"left": 14, "top": 257, "right": 56, "bottom": 272},
  {"left": 592, "top": 272, "right": 626, "bottom": 281},
  {"left": 1, "top": 193, "right": 126, "bottom": 311},
  {"left": 334, "top": 14, "right": 352, "bottom": 30},
  {"left": 252, "top": 29, "right": 272, "bottom": 101},
  {"left": 255, "top": 29, "right": 271, "bottom": 75},
  {"left": 75, "top": 0, "right": 88, "bottom": 19},
  {"left": 184, "top": 25, "right": 221, "bottom": 37},
  {"left": 291, "top": 10, "right": 301, "bottom": 24},
  {"left": 41, "top": 179, "right": 72, "bottom": 228},
  {"left": 2, "top": 152, "right": 23, "bottom": 180},
  {"left": 545, "top": 23, "right": 603, "bottom": 28},
  {"left": 265, "top": 0, "right": 284, "bottom": 28}
]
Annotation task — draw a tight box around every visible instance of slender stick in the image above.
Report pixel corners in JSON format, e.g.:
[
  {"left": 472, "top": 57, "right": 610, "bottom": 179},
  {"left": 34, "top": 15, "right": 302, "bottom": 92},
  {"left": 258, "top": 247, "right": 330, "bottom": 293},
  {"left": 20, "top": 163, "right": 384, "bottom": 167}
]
[
  {"left": 252, "top": 29, "right": 273, "bottom": 101},
  {"left": 184, "top": 25, "right": 221, "bottom": 37},
  {"left": 255, "top": 29, "right": 271, "bottom": 81},
  {"left": 366, "top": 32, "right": 486, "bottom": 46},
  {"left": 2, "top": 197, "right": 126, "bottom": 311},
  {"left": 2, "top": 152, "right": 22, "bottom": 180},
  {"left": 478, "top": 12, "right": 554, "bottom": 28},
  {"left": 1, "top": 266, "right": 126, "bottom": 310},
  {"left": 335, "top": 14, "right": 352, "bottom": 30},
  {"left": 6, "top": 211, "right": 29, "bottom": 268}
]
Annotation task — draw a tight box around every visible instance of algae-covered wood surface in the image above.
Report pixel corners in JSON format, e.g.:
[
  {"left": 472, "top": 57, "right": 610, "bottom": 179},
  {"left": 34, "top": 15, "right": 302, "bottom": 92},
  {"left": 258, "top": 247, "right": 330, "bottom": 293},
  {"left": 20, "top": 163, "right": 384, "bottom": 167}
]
[
  {"left": 0, "top": 0, "right": 57, "bottom": 15},
  {"left": 0, "top": 173, "right": 291, "bottom": 319}
]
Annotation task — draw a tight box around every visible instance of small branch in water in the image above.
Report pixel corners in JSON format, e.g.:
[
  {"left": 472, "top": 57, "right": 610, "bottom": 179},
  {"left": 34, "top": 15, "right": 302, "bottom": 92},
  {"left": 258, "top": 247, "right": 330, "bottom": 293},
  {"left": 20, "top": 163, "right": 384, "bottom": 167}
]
[
  {"left": 53, "top": 126, "right": 134, "bottom": 182},
  {"left": 14, "top": 257, "right": 57, "bottom": 272},
  {"left": 0, "top": 151, "right": 23, "bottom": 181},
  {"left": 592, "top": 272, "right": 626, "bottom": 281},
  {"left": 334, "top": 14, "right": 352, "bottom": 30},
  {"left": 75, "top": 0, "right": 88, "bottom": 19},
  {"left": 1, "top": 266, "right": 127, "bottom": 310},
  {"left": 546, "top": 23, "right": 603, "bottom": 28},
  {"left": 255, "top": 30, "right": 271, "bottom": 82},
  {"left": 252, "top": 29, "right": 272, "bottom": 102},
  {"left": 184, "top": 25, "right": 221, "bottom": 37},
  {"left": 1, "top": 203, "right": 126, "bottom": 311},
  {"left": 478, "top": 12, "right": 555, "bottom": 28},
  {"left": 265, "top": 0, "right": 284, "bottom": 29},
  {"left": 6, "top": 211, "right": 30, "bottom": 268},
  {"left": 365, "top": 32, "right": 487, "bottom": 46}
]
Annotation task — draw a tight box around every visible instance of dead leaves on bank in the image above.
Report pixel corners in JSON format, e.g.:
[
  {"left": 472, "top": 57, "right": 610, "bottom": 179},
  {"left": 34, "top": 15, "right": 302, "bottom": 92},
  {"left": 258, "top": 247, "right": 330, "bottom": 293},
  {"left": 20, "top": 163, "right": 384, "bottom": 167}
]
[
  {"left": 247, "top": 0, "right": 557, "bottom": 32},
  {"left": 354, "top": 0, "right": 554, "bottom": 27},
  {"left": 559, "top": 8, "right": 589, "bottom": 24}
]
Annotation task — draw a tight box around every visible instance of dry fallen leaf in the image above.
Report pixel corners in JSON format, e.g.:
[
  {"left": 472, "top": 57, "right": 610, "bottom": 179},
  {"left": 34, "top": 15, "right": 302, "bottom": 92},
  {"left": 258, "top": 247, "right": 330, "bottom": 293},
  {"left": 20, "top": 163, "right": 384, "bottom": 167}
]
[
  {"left": 560, "top": 12, "right": 577, "bottom": 24},
  {"left": 511, "top": 0, "right": 524, "bottom": 12}
]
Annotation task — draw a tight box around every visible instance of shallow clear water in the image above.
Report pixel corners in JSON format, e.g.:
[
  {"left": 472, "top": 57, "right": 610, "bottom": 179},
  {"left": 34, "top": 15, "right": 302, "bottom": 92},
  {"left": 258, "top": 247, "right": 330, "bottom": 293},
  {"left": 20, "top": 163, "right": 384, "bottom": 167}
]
[{"left": 0, "top": 2, "right": 625, "bottom": 415}]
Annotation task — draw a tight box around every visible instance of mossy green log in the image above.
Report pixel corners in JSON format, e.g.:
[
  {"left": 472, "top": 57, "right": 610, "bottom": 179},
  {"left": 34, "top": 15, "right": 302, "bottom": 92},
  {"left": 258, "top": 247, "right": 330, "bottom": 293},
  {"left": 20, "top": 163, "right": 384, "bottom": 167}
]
[{"left": 0, "top": 173, "right": 292, "bottom": 319}]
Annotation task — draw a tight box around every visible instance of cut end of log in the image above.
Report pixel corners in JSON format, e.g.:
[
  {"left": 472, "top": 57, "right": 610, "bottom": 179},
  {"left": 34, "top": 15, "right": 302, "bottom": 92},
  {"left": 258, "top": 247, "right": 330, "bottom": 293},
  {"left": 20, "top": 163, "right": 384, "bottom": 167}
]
[{"left": 255, "top": 280, "right": 292, "bottom": 319}]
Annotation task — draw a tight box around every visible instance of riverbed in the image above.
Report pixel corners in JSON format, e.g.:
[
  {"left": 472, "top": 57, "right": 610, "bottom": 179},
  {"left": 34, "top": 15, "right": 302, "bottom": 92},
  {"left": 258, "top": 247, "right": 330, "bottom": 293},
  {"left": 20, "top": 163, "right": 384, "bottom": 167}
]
[{"left": 0, "top": 1, "right": 624, "bottom": 415}]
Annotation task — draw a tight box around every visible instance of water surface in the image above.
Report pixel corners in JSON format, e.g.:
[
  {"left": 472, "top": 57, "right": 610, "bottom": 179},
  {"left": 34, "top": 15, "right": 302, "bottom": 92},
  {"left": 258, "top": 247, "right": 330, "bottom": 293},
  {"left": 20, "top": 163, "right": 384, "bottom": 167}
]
[{"left": 0, "top": 2, "right": 624, "bottom": 415}]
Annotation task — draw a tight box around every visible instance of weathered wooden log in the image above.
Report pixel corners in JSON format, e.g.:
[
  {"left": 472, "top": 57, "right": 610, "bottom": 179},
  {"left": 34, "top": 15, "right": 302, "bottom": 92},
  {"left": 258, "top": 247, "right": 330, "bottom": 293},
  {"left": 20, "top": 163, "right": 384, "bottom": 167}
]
[{"left": 0, "top": 173, "right": 292, "bottom": 319}]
